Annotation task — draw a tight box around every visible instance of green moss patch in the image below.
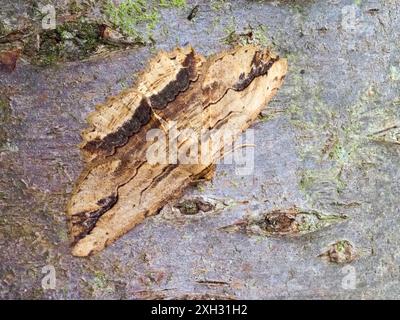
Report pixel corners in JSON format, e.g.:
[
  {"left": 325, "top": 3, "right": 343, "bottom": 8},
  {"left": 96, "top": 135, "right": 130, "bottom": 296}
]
[{"left": 104, "top": 0, "right": 186, "bottom": 43}]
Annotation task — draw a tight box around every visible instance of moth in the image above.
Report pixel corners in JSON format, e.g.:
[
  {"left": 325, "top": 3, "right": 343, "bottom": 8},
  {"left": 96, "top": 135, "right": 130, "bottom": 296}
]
[{"left": 67, "top": 45, "right": 288, "bottom": 256}]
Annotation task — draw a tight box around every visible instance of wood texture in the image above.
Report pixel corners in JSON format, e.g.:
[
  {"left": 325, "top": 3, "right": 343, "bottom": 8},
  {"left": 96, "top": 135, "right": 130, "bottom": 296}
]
[{"left": 67, "top": 45, "right": 288, "bottom": 256}]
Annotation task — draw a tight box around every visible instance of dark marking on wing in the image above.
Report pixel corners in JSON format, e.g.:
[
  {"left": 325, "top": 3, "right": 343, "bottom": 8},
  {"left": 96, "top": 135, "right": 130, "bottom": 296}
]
[
  {"left": 82, "top": 99, "right": 152, "bottom": 156},
  {"left": 233, "top": 52, "right": 279, "bottom": 91},
  {"left": 149, "top": 51, "right": 198, "bottom": 110},
  {"left": 70, "top": 193, "right": 118, "bottom": 245}
]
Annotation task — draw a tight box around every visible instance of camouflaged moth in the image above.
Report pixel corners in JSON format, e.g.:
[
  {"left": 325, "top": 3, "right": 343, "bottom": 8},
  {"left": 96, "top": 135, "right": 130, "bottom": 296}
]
[{"left": 67, "top": 45, "right": 288, "bottom": 256}]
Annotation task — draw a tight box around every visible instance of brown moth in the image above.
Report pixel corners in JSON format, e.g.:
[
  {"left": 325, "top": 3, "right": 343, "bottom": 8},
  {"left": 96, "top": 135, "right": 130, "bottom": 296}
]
[{"left": 67, "top": 45, "right": 288, "bottom": 256}]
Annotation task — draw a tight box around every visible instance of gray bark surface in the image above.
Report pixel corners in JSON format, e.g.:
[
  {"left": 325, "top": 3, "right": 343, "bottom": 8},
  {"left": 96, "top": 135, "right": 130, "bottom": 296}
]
[{"left": 1, "top": 0, "right": 399, "bottom": 299}]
